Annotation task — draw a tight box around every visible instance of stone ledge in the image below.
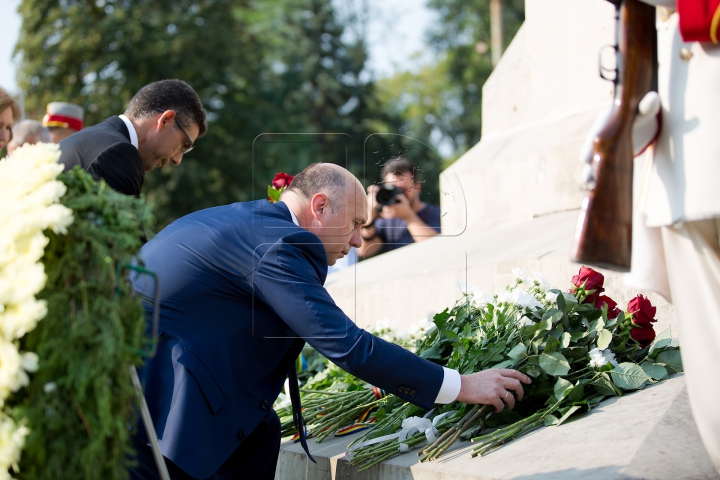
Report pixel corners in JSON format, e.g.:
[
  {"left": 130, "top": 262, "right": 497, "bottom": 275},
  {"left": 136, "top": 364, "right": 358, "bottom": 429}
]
[{"left": 275, "top": 375, "right": 719, "bottom": 480}]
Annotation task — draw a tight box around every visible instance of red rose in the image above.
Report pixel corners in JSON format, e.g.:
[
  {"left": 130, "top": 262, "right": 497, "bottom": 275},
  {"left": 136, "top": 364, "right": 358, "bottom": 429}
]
[
  {"left": 272, "top": 172, "right": 294, "bottom": 190},
  {"left": 630, "top": 324, "right": 656, "bottom": 347},
  {"left": 594, "top": 295, "right": 621, "bottom": 319},
  {"left": 627, "top": 294, "right": 657, "bottom": 326},
  {"left": 571, "top": 266, "right": 605, "bottom": 303}
]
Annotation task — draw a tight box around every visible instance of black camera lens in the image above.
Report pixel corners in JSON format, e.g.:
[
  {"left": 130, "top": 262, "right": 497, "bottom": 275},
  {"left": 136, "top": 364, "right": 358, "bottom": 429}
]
[{"left": 375, "top": 185, "right": 403, "bottom": 207}]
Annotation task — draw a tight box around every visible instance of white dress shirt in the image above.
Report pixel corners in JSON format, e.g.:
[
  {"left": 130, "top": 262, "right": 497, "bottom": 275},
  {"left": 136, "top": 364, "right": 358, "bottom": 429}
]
[{"left": 118, "top": 114, "right": 139, "bottom": 149}]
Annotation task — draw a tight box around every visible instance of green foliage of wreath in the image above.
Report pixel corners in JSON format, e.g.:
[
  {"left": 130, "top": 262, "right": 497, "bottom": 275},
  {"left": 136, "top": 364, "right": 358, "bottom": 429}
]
[{"left": 11, "top": 167, "right": 155, "bottom": 480}]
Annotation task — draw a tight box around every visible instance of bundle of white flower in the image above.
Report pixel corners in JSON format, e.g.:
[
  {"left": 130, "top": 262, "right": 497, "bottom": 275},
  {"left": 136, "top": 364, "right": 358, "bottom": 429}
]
[{"left": 0, "top": 143, "right": 73, "bottom": 477}]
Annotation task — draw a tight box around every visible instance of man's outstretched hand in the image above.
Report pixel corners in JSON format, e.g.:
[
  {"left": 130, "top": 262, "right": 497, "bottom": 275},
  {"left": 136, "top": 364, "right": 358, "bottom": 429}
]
[{"left": 456, "top": 369, "right": 532, "bottom": 412}]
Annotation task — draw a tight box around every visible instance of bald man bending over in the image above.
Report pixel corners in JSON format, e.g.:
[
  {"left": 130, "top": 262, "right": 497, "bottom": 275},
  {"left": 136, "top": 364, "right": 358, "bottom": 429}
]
[{"left": 130, "top": 163, "right": 531, "bottom": 480}]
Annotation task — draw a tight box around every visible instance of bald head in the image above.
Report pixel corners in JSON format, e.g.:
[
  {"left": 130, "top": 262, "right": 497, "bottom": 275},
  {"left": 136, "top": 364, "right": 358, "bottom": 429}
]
[
  {"left": 281, "top": 163, "right": 366, "bottom": 265},
  {"left": 283, "top": 163, "right": 362, "bottom": 213}
]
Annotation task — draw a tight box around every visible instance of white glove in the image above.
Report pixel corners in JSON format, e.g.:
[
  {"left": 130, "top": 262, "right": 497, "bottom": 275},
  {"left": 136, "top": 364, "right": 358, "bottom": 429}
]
[{"left": 579, "top": 91, "right": 661, "bottom": 186}]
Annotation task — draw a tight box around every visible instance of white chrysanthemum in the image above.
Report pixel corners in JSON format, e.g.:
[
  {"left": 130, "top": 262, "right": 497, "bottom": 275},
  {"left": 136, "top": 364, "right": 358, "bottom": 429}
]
[
  {"left": 511, "top": 268, "right": 531, "bottom": 284},
  {"left": 0, "top": 415, "right": 28, "bottom": 477},
  {"left": 498, "top": 289, "right": 542, "bottom": 310},
  {"left": 0, "top": 299, "right": 47, "bottom": 340},
  {"left": 0, "top": 143, "right": 73, "bottom": 473},
  {"left": 531, "top": 271, "right": 553, "bottom": 291},
  {"left": 457, "top": 280, "right": 493, "bottom": 307},
  {"left": 407, "top": 319, "right": 434, "bottom": 337},
  {"left": 545, "top": 291, "right": 559, "bottom": 303}
]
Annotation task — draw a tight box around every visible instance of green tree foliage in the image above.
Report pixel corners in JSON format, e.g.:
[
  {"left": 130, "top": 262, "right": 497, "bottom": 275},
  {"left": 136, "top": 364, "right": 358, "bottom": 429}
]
[
  {"left": 12, "top": 168, "right": 154, "bottom": 480},
  {"left": 378, "top": 0, "right": 525, "bottom": 163},
  {"left": 15, "top": 0, "right": 397, "bottom": 227}
]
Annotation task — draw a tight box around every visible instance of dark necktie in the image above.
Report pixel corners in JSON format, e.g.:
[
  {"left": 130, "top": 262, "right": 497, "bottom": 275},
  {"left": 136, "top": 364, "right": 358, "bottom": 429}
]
[{"left": 288, "top": 367, "right": 316, "bottom": 463}]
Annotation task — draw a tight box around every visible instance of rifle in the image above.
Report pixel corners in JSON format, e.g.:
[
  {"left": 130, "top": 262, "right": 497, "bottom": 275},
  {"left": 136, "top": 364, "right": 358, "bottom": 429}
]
[{"left": 571, "top": 0, "right": 657, "bottom": 272}]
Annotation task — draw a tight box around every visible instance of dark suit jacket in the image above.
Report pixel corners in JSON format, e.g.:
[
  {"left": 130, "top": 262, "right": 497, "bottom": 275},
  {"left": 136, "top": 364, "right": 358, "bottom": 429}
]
[
  {"left": 132, "top": 200, "right": 444, "bottom": 479},
  {"left": 58, "top": 116, "right": 144, "bottom": 196}
]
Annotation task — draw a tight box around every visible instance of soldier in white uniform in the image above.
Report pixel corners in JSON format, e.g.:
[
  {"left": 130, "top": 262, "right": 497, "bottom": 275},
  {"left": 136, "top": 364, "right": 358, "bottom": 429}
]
[{"left": 627, "top": 0, "right": 720, "bottom": 472}]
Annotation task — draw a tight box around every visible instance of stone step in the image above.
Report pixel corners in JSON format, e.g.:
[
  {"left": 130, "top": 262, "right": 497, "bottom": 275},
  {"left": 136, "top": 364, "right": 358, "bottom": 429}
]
[
  {"left": 326, "top": 210, "right": 676, "bottom": 340},
  {"left": 274, "top": 375, "right": 719, "bottom": 480}
]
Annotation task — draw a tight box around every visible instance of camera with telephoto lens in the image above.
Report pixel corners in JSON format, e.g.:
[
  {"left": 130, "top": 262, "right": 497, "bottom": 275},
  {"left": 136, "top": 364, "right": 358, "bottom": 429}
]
[{"left": 375, "top": 184, "right": 403, "bottom": 207}]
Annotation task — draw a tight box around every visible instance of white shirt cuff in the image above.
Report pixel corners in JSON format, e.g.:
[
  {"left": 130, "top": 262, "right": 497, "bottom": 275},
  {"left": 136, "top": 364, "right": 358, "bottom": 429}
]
[{"left": 434, "top": 367, "right": 461, "bottom": 404}]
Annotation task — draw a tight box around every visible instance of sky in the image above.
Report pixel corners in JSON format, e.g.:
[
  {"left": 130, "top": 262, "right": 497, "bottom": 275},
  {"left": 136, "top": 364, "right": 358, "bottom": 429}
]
[{"left": 0, "top": 0, "right": 437, "bottom": 97}]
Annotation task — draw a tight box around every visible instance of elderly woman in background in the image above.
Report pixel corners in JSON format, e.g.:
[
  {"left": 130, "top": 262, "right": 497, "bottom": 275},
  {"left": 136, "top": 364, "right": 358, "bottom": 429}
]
[
  {"left": 0, "top": 86, "right": 21, "bottom": 153},
  {"left": 7, "top": 120, "right": 51, "bottom": 154}
]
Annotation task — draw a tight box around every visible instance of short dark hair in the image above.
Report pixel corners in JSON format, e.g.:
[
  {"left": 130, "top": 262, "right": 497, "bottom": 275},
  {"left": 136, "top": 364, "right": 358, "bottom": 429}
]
[
  {"left": 381, "top": 156, "right": 420, "bottom": 182},
  {"left": 286, "top": 163, "right": 348, "bottom": 213},
  {"left": 125, "top": 79, "right": 207, "bottom": 137}
]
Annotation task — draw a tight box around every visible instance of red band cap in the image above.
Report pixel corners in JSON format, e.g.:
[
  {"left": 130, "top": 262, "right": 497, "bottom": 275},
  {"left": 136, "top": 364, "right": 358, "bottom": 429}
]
[{"left": 43, "top": 113, "right": 83, "bottom": 131}]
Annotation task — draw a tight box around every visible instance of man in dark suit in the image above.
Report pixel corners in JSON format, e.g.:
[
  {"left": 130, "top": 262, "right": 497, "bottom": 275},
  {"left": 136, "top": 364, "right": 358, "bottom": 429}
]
[
  {"left": 131, "top": 163, "right": 531, "bottom": 479},
  {"left": 58, "top": 79, "right": 206, "bottom": 196}
]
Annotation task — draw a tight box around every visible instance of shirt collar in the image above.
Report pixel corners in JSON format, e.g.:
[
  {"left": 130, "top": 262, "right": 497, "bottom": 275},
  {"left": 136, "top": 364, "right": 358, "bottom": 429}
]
[
  {"left": 118, "top": 115, "right": 139, "bottom": 149},
  {"left": 281, "top": 202, "right": 300, "bottom": 226}
]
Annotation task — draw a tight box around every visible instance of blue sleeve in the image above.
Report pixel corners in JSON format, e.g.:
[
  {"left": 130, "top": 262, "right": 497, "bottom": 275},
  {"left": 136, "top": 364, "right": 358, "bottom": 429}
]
[
  {"left": 252, "top": 231, "right": 444, "bottom": 409},
  {"left": 420, "top": 204, "right": 441, "bottom": 232}
]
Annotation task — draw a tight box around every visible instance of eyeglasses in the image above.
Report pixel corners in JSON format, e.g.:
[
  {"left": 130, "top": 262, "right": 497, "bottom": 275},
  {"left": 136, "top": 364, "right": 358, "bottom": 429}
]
[{"left": 156, "top": 108, "right": 194, "bottom": 154}]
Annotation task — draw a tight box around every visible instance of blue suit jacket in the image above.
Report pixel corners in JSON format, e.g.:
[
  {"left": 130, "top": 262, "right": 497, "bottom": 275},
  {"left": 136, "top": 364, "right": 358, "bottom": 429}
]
[{"left": 133, "top": 200, "right": 444, "bottom": 479}]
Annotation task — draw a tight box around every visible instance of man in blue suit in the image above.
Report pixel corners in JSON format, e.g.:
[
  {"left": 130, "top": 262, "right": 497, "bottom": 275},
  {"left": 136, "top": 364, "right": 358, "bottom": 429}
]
[{"left": 131, "top": 163, "right": 531, "bottom": 479}]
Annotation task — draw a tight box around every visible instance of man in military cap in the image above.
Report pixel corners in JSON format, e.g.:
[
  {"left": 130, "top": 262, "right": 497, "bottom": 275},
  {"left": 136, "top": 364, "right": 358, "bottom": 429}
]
[{"left": 43, "top": 101, "right": 84, "bottom": 143}]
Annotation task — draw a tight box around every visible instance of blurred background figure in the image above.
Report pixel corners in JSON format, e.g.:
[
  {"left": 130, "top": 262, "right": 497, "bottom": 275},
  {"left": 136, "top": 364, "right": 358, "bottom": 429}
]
[
  {"left": 42, "top": 101, "right": 84, "bottom": 143},
  {"left": 6, "top": 119, "right": 50, "bottom": 154},
  {"left": 0, "top": 86, "right": 21, "bottom": 154}
]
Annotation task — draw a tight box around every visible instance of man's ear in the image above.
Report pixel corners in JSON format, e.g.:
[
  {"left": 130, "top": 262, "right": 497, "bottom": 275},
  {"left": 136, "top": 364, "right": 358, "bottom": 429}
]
[
  {"left": 156, "top": 110, "right": 176, "bottom": 131},
  {"left": 310, "top": 193, "right": 330, "bottom": 221}
]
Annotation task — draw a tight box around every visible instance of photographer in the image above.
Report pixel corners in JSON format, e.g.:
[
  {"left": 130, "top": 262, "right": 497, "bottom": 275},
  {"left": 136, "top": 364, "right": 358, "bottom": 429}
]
[{"left": 358, "top": 157, "right": 440, "bottom": 259}]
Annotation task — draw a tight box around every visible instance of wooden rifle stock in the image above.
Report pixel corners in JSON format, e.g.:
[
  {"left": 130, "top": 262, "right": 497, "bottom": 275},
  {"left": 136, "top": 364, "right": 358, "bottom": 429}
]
[{"left": 571, "top": 0, "right": 656, "bottom": 272}]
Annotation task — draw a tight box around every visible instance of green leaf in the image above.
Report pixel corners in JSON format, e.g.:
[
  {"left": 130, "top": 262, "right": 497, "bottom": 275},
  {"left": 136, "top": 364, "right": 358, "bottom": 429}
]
[
  {"left": 542, "top": 309, "right": 563, "bottom": 326},
  {"left": 657, "top": 350, "right": 683, "bottom": 373},
  {"left": 433, "top": 309, "right": 450, "bottom": 330},
  {"left": 490, "top": 359, "right": 515, "bottom": 369},
  {"left": 267, "top": 186, "right": 282, "bottom": 202},
  {"left": 553, "top": 378, "right": 573, "bottom": 400},
  {"left": 641, "top": 362, "right": 668, "bottom": 380},
  {"left": 611, "top": 362, "right": 651, "bottom": 390},
  {"left": 570, "top": 331, "right": 586, "bottom": 342},
  {"left": 597, "top": 329, "right": 612, "bottom": 350},
  {"left": 507, "top": 343, "right": 527, "bottom": 361},
  {"left": 556, "top": 294, "right": 566, "bottom": 311},
  {"left": 563, "top": 347, "right": 588, "bottom": 361},
  {"left": 560, "top": 292, "right": 578, "bottom": 312},
  {"left": 544, "top": 335, "right": 561, "bottom": 354},
  {"left": 556, "top": 405, "right": 582, "bottom": 426},
  {"left": 419, "top": 346, "right": 442, "bottom": 360},
  {"left": 648, "top": 329, "right": 673, "bottom": 356},
  {"left": 590, "top": 373, "right": 618, "bottom": 396},
  {"left": 544, "top": 415, "right": 559, "bottom": 426},
  {"left": 561, "top": 332, "right": 571, "bottom": 349},
  {"left": 519, "top": 363, "right": 544, "bottom": 378},
  {"left": 539, "top": 351, "right": 570, "bottom": 376}
]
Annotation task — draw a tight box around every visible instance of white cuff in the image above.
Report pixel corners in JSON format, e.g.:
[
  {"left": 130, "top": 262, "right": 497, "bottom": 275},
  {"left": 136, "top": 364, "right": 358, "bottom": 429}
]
[{"left": 434, "top": 367, "right": 461, "bottom": 404}]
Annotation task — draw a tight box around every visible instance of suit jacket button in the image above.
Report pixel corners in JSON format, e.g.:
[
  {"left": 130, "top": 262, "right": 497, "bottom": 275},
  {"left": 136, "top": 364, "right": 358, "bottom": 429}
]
[
  {"left": 410, "top": 390, "right": 416, "bottom": 397},
  {"left": 237, "top": 430, "right": 246, "bottom": 441},
  {"left": 398, "top": 386, "right": 406, "bottom": 394},
  {"left": 261, "top": 400, "right": 270, "bottom": 410}
]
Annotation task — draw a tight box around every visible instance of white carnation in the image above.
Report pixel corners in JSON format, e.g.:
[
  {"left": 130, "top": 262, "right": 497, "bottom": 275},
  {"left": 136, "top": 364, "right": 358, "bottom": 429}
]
[
  {"left": 589, "top": 348, "right": 618, "bottom": 368},
  {"left": 589, "top": 348, "right": 608, "bottom": 368}
]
